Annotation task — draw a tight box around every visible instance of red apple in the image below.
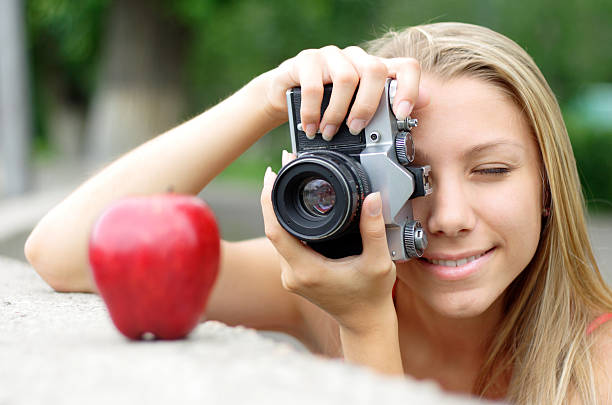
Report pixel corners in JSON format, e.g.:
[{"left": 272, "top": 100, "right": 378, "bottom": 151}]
[{"left": 88, "top": 194, "right": 220, "bottom": 340}]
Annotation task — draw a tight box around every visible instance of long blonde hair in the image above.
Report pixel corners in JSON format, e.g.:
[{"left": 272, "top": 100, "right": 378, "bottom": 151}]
[{"left": 366, "top": 22, "right": 612, "bottom": 404}]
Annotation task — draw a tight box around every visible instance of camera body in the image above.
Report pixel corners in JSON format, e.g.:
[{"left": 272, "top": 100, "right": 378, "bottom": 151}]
[{"left": 272, "top": 79, "right": 431, "bottom": 260}]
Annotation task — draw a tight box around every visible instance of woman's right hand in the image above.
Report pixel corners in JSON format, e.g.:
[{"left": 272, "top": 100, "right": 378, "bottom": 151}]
[{"left": 261, "top": 45, "right": 428, "bottom": 140}]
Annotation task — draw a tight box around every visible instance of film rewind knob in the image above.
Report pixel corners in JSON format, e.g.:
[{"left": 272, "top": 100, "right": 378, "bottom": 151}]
[
  {"left": 395, "top": 132, "right": 415, "bottom": 166},
  {"left": 404, "top": 220, "right": 427, "bottom": 258}
]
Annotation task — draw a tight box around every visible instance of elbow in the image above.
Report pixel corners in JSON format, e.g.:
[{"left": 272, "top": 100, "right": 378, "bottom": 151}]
[
  {"left": 24, "top": 227, "right": 40, "bottom": 268},
  {"left": 24, "top": 229, "right": 62, "bottom": 291},
  {"left": 24, "top": 228, "right": 43, "bottom": 276},
  {"left": 24, "top": 228, "right": 93, "bottom": 293}
]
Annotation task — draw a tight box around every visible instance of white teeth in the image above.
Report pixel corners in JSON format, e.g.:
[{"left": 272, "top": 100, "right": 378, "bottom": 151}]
[{"left": 427, "top": 252, "right": 485, "bottom": 266}]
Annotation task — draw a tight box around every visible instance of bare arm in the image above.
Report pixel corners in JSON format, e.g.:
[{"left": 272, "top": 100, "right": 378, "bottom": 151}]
[
  {"left": 25, "top": 72, "right": 284, "bottom": 292},
  {"left": 206, "top": 238, "right": 304, "bottom": 339},
  {"left": 23, "top": 65, "right": 344, "bottom": 350},
  {"left": 25, "top": 46, "right": 422, "bottom": 368},
  {"left": 338, "top": 299, "right": 404, "bottom": 375}
]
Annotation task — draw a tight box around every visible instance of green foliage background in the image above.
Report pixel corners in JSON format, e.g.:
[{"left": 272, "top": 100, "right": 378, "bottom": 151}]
[{"left": 26, "top": 0, "right": 612, "bottom": 210}]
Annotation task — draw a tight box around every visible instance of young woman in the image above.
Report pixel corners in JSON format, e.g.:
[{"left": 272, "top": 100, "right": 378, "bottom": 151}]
[{"left": 24, "top": 22, "right": 612, "bottom": 403}]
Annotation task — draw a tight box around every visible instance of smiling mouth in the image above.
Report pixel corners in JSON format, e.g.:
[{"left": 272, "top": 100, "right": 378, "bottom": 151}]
[{"left": 421, "top": 248, "right": 495, "bottom": 267}]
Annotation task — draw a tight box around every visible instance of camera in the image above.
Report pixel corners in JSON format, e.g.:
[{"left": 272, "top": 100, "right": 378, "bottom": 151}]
[{"left": 271, "top": 79, "right": 431, "bottom": 260}]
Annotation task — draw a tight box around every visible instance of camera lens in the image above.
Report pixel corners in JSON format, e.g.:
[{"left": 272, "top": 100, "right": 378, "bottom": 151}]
[
  {"left": 301, "top": 178, "right": 336, "bottom": 216},
  {"left": 272, "top": 150, "right": 371, "bottom": 242}
]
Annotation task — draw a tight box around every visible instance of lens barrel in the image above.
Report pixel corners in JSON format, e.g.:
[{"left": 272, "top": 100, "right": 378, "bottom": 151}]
[{"left": 272, "top": 151, "right": 370, "bottom": 242}]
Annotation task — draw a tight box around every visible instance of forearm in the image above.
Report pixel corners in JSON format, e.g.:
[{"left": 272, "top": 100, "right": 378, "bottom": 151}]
[
  {"left": 25, "top": 73, "right": 284, "bottom": 291},
  {"left": 338, "top": 300, "right": 404, "bottom": 376}
]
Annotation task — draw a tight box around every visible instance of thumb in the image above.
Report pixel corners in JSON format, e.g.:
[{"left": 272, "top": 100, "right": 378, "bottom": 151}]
[{"left": 359, "top": 192, "right": 389, "bottom": 259}]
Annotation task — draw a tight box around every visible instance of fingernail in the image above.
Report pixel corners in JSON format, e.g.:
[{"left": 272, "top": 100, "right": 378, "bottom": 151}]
[
  {"left": 305, "top": 124, "right": 317, "bottom": 139},
  {"left": 264, "top": 166, "right": 273, "bottom": 186},
  {"left": 322, "top": 124, "right": 337, "bottom": 141},
  {"left": 395, "top": 101, "right": 413, "bottom": 120},
  {"left": 348, "top": 119, "right": 365, "bottom": 135},
  {"left": 282, "top": 149, "right": 289, "bottom": 162},
  {"left": 366, "top": 192, "right": 382, "bottom": 216}
]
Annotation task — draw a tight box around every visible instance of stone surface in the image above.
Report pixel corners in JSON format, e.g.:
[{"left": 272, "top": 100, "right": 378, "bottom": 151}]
[{"left": 0, "top": 256, "right": 496, "bottom": 405}]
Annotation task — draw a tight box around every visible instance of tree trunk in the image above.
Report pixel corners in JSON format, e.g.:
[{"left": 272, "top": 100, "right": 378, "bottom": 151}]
[{"left": 85, "top": 0, "right": 187, "bottom": 164}]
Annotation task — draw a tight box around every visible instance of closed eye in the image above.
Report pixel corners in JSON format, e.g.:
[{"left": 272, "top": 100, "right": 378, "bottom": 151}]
[{"left": 475, "top": 167, "right": 510, "bottom": 176}]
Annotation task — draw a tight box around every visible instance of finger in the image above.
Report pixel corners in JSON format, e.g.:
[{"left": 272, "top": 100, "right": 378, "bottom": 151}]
[
  {"left": 342, "top": 46, "right": 388, "bottom": 135},
  {"left": 318, "top": 46, "right": 359, "bottom": 141},
  {"left": 294, "top": 50, "right": 325, "bottom": 139},
  {"left": 358, "top": 192, "right": 392, "bottom": 266},
  {"left": 382, "top": 57, "right": 422, "bottom": 120},
  {"left": 281, "top": 150, "right": 297, "bottom": 167},
  {"left": 260, "top": 167, "right": 315, "bottom": 265}
]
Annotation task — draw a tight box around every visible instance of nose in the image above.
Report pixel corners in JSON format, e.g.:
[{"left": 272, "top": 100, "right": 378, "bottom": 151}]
[{"left": 422, "top": 175, "right": 476, "bottom": 238}]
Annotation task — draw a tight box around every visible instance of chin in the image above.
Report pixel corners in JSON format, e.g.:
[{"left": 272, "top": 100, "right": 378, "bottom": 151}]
[
  {"left": 420, "top": 287, "right": 501, "bottom": 320},
  {"left": 435, "top": 301, "right": 492, "bottom": 319},
  {"left": 396, "top": 254, "right": 510, "bottom": 320}
]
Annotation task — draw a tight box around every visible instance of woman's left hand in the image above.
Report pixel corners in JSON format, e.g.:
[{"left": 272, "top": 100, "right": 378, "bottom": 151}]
[{"left": 260, "top": 151, "right": 397, "bottom": 335}]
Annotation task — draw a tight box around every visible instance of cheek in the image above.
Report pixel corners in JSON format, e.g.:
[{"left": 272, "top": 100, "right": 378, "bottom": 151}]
[{"left": 476, "top": 172, "right": 542, "bottom": 261}]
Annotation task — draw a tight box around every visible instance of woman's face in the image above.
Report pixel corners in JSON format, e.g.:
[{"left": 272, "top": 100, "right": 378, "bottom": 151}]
[{"left": 397, "top": 75, "right": 543, "bottom": 319}]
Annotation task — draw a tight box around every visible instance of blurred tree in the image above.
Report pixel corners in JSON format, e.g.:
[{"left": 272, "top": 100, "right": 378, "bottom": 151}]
[
  {"left": 166, "top": 0, "right": 381, "bottom": 168},
  {"left": 376, "top": 0, "right": 612, "bottom": 102},
  {"left": 24, "top": 0, "right": 612, "bottom": 204},
  {"left": 27, "top": 0, "right": 612, "bottom": 146},
  {"left": 27, "top": 0, "right": 189, "bottom": 164},
  {"left": 27, "top": 0, "right": 109, "bottom": 159},
  {"left": 169, "top": 0, "right": 380, "bottom": 113},
  {"left": 85, "top": 0, "right": 188, "bottom": 163}
]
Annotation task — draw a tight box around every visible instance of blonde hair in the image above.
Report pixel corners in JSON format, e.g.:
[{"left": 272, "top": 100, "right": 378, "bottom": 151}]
[{"left": 366, "top": 22, "right": 612, "bottom": 404}]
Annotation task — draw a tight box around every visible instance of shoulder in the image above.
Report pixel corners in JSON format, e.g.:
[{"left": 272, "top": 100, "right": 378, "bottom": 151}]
[{"left": 590, "top": 314, "right": 612, "bottom": 402}]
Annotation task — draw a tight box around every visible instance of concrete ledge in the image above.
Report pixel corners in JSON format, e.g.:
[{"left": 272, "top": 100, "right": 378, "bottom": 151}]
[{"left": 0, "top": 256, "right": 496, "bottom": 405}]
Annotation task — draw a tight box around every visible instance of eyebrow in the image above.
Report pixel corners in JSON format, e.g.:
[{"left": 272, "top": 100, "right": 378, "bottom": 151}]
[
  {"left": 415, "top": 140, "right": 525, "bottom": 164},
  {"left": 463, "top": 140, "right": 526, "bottom": 159}
]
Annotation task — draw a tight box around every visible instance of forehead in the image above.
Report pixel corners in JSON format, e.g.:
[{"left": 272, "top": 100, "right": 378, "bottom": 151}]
[{"left": 412, "top": 75, "right": 537, "bottom": 161}]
